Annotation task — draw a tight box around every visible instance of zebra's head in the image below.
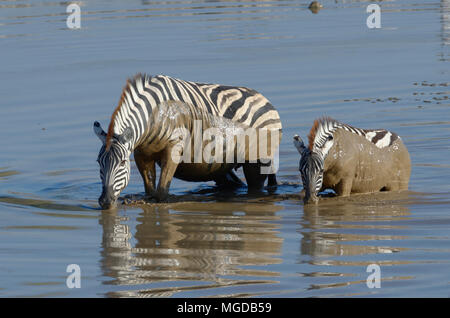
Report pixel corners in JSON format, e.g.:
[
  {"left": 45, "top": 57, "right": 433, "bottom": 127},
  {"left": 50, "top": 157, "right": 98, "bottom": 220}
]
[
  {"left": 94, "top": 121, "right": 133, "bottom": 209},
  {"left": 293, "top": 132, "right": 334, "bottom": 205}
]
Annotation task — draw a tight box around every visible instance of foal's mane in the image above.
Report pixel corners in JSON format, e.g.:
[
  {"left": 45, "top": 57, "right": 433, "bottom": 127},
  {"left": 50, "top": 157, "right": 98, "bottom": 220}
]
[{"left": 307, "top": 116, "right": 337, "bottom": 150}]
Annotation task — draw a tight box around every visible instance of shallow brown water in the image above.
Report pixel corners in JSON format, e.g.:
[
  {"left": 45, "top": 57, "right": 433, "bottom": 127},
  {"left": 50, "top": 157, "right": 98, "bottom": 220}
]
[{"left": 0, "top": 0, "right": 449, "bottom": 297}]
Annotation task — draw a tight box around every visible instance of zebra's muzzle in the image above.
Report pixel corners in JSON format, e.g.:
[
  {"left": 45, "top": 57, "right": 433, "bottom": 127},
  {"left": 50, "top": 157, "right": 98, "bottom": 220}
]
[
  {"left": 303, "top": 190, "right": 319, "bottom": 205},
  {"left": 98, "top": 186, "right": 117, "bottom": 209}
]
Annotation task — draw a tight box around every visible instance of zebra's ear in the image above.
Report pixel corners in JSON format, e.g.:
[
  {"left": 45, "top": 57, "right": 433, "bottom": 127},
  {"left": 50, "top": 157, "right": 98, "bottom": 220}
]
[
  {"left": 119, "top": 127, "right": 133, "bottom": 145},
  {"left": 293, "top": 135, "right": 306, "bottom": 155},
  {"left": 94, "top": 121, "right": 106, "bottom": 144}
]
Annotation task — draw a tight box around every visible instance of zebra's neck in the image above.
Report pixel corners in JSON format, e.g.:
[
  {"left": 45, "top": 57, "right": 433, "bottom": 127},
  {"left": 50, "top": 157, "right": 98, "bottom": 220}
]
[
  {"left": 107, "top": 74, "right": 215, "bottom": 151},
  {"left": 309, "top": 117, "right": 398, "bottom": 151},
  {"left": 107, "top": 74, "right": 154, "bottom": 151}
]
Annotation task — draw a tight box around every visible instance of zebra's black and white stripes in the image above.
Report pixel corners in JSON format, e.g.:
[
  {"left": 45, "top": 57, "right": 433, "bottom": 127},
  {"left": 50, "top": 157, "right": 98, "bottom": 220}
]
[
  {"left": 109, "top": 74, "right": 282, "bottom": 148},
  {"left": 97, "top": 142, "right": 130, "bottom": 199},
  {"left": 309, "top": 117, "right": 399, "bottom": 153},
  {"left": 294, "top": 117, "right": 408, "bottom": 204},
  {"left": 299, "top": 151, "right": 324, "bottom": 195},
  {"left": 94, "top": 73, "right": 282, "bottom": 208},
  {"left": 94, "top": 122, "right": 132, "bottom": 206}
]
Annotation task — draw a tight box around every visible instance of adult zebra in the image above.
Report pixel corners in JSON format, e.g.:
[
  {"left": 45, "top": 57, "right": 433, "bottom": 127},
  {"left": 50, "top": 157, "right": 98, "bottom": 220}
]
[{"left": 94, "top": 74, "right": 282, "bottom": 209}]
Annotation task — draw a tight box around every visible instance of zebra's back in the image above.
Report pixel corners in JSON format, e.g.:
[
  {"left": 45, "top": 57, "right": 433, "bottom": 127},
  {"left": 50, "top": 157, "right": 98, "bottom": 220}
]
[{"left": 147, "top": 74, "right": 282, "bottom": 131}]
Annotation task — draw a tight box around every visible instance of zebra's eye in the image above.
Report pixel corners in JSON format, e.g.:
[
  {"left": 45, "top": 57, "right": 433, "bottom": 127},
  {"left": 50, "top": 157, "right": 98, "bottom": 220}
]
[
  {"left": 327, "top": 136, "right": 333, "bottom": 141},
  {"left": 120, "top": 160, "right": 127, "bottom": 167}
]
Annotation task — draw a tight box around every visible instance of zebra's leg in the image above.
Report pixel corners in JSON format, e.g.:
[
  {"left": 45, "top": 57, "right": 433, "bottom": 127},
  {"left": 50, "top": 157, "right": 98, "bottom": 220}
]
[
  {"left": 267, "top": 174, "right": 277, "bottom": 187},
  {"left": 135, "top": 153, "right": 156, "bottom": 198},
  {"left": 214, "top": 169, "right": 245, "bottom": 188},
  {"left": 335, "top": 178, "right": 353, "bottom": 197},
  {"left": 383, "top": 183, "right": 399, "bottom": 192},
  {"left": 156, "top": 147, "right": 179, "bottom": 202},
  {"left": 243, "top": 163, "right": 268, "bottom": 192}
]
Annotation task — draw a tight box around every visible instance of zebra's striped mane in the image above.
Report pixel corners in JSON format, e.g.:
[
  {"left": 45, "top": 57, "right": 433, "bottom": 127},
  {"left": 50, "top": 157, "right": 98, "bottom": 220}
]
[
  {"left": 307, "top": 117, "right": 342, "bottom": 152},
  {"left": 307, "top": 117, "right": 399, "bottom": 151},
  {"left": 106, "top": 73, "right": 144, "bottom": 151},
  {"left": 307, "top": 117, "right": 337, "bottom": 151},
  {"left": 307, "top": 118, "right": 322, "bottom": 151}
]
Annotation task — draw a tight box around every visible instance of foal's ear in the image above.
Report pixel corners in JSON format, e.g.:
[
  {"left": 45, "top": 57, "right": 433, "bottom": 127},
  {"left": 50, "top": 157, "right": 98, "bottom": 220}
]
[
  {"left": 293, "top": 135, "right": 306, "bottom": 155},
  {"left": 94, "top": 121, "right": 107, "bottom": 144}
]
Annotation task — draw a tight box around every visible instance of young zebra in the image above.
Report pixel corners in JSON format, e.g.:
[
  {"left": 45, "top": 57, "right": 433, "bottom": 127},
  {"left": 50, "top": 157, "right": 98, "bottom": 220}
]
[
  {"left": 94, "top": 74, "right": 282, "bottom": 209},
  {"left": 293, "top": 117, "right": 411, "bottom": 204}
]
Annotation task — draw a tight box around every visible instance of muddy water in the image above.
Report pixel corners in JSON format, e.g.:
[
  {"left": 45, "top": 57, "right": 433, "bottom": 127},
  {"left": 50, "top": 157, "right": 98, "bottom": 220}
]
[{"left": 0, "top": 0, "right": 449, "bottom": 297}]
